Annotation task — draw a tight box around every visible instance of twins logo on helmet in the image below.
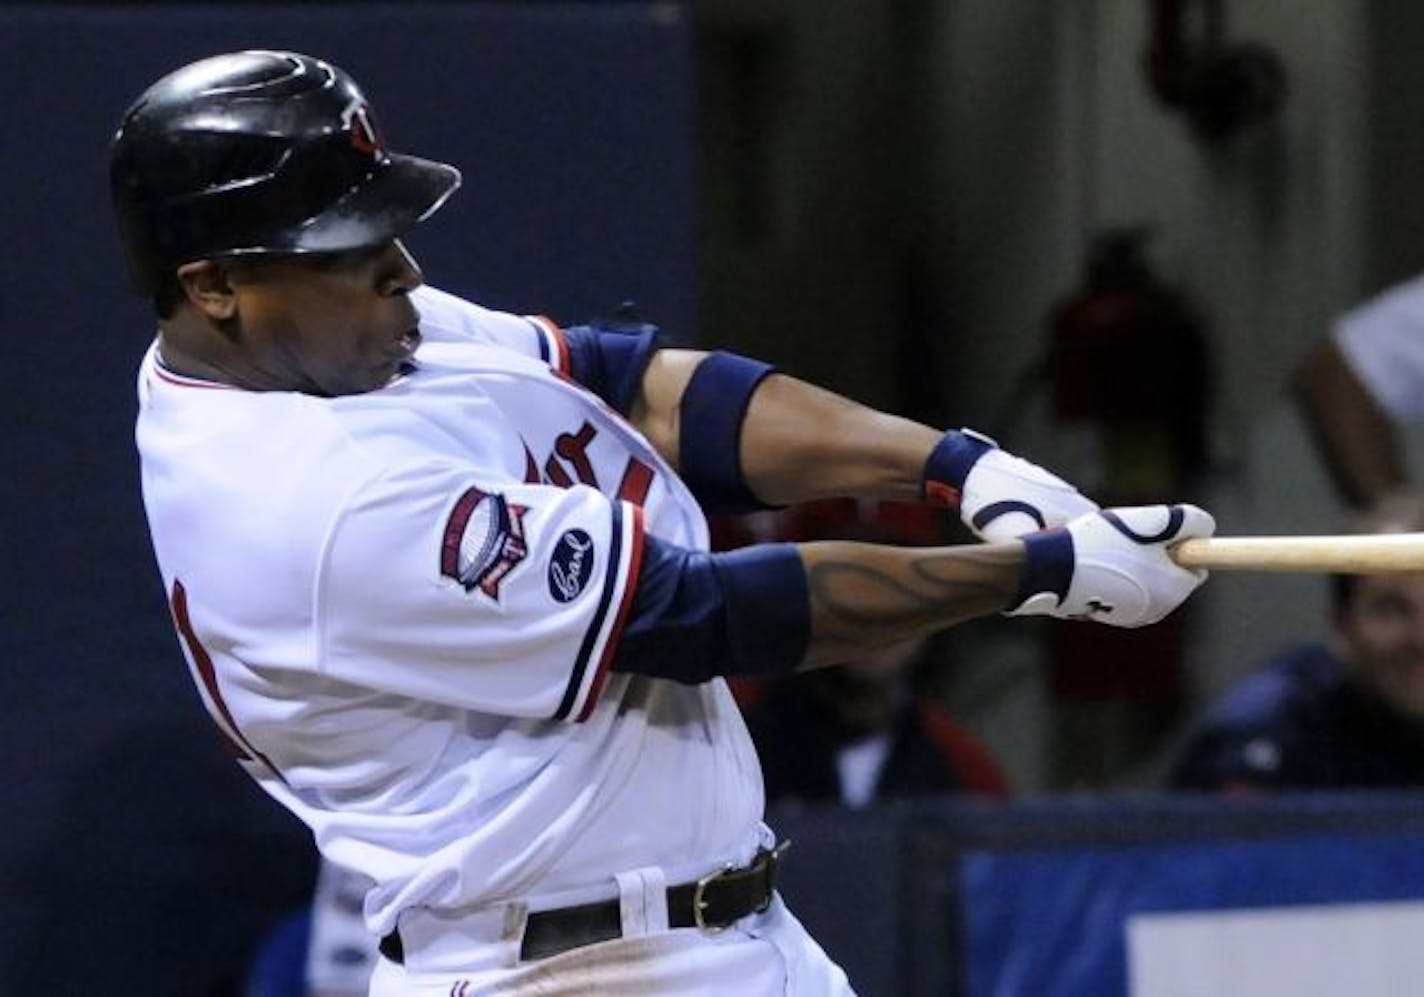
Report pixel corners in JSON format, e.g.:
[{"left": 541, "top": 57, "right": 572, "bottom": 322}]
[{"left": 340, "top": 97, "right": 383, "bottom": 157}]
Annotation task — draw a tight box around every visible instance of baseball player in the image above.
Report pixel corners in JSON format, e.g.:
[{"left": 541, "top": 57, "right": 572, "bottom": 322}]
[{"left": 113, "top": 51, "right": 1214, "bottom": 996}]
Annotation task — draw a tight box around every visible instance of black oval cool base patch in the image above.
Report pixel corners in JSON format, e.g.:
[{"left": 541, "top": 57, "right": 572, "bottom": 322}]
[{"left": 548, "top": 529, "right": 595, "bottom": 602}]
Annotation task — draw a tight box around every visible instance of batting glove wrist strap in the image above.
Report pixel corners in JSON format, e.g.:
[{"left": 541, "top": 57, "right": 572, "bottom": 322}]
[
  {"left": 924, "top": 428, "right": 1099, "bottom": 541},
  {"left": 1011, "top": 528, "right": 1074, "bottom": 611},
  {"left": 1009, "top": 504, "right": 1215, "bottom": 628},
  {"left": 922, "top": 428, "right": 996, "bottom": 508}
]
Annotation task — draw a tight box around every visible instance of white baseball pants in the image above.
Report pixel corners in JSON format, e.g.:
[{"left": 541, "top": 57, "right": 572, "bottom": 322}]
[{"left": 368, "top": 894, "right": 854, "bottom": 996}]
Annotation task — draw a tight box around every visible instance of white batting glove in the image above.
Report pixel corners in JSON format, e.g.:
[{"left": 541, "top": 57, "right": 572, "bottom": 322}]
[
  {"left": 922, "top": 428, "right": 1098, "bottom": 541},
  {"left": 1008, "top": 504, "right": 1215, "bottom": 628}
]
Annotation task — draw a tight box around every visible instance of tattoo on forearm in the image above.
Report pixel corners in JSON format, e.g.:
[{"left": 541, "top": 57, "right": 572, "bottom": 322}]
[{"left": 805, "top": 546, "right": 1018, "bottom": 628}]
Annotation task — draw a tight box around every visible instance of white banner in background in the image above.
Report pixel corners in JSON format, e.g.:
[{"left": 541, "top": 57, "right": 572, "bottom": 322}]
[{"left": 1128, "top": 901, "right": 1424, "bottom": 997}]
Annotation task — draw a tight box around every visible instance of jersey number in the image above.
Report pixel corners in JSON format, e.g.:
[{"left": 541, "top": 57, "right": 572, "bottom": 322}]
[{"left": 529, "top": 420, "right": 654, "bottom": 506}]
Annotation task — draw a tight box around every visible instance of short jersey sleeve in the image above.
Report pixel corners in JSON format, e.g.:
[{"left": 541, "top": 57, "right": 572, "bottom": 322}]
[
  {"left": 411, "top": 285, "right": 571, "bottom": 374},
  {"left": 1333, "top": 275, "right": 1424, "bottom": 422},
  {"left": 317, "top": 460, "right": 644, "bottom": 722}
]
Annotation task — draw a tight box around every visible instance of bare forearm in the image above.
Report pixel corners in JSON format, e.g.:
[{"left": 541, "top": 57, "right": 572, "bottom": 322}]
[
  {"left": 740, "top": 374, "right": 940, "bottom": 505},
  {"left": 795, "top": 540, "right": 1022, "bottom": 669},
  {"left": 628, "top": 349, "right": 940, "bottom": 505},
  {"left": 1295, "top": 339, "right": 1406, "bottom": 506}
]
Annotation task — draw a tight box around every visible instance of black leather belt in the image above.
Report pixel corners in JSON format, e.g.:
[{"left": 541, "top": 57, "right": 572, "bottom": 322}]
[{"left": 379, "top": 842, "right": 789, "bottom": 965}]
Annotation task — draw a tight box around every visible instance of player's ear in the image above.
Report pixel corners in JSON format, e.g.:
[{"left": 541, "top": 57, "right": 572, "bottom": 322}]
[{"left": 175, "top": 260, "right": 238, "bottom": 322}]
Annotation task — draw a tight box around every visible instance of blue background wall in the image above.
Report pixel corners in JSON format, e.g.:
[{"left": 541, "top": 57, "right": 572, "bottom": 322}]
[
  {"left": 768, "top": 794, "right": 1424, "bottom": 997},
  {"left": 0, "top": 5, "right": 694, "bottom": 991}
]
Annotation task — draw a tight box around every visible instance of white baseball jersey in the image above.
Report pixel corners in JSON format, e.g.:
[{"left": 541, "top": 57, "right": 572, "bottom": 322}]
[
  {"left": 135, "top": 285, "right": 771, "bottom": 938},
  {"left": 1334, "top": 273, "right": 1424, "bottom": 421}
]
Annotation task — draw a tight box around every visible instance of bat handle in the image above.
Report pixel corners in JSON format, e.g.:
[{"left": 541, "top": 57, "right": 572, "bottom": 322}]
[{"left": 1170, "top": 534, "right": 1424, "bottom": 573}]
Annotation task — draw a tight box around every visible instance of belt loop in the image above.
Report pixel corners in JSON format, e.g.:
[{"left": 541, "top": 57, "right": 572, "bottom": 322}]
[
  {"left": 503, "top": 901, "right": 530, "bottom": 947},
  {"left": 615, "top": 866, "right": 669, "bottom": 938}
]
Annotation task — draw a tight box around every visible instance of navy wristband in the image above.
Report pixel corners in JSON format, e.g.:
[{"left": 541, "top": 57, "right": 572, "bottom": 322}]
[
  {"left": 678, "top": 351, "right": 776, "bottom": 512},
  {"left": 922, "top": 429, "right": 994, "bottom": 507},
  {"left": 1014, "top": 528, "right": 1074, "bottom": 610}
]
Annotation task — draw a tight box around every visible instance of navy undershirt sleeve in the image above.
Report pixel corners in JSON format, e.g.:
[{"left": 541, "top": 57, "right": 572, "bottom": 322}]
[
  {"left": 562, "top": 322, "right": 662, "bottom": 416},
  {"left": 612, "top": 534, "right": 810, "bottom": 683}
]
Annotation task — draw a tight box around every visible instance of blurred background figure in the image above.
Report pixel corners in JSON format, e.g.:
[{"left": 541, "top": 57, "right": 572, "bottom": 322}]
[
  {"left": 1169, "top": 492, "right": 1424, "bottom": 792},
  {"left": 246, "top": 861, "right": 376, "bottom": 997},
  {"left": 743, "top": 633, "right": 1008, "bottom": 806},
  {"left": 1295, "top": 275, "right": 1424, "bottom": 508},
  {"left": 717, "top": 500, "right": 1009, "bottom": 807}
]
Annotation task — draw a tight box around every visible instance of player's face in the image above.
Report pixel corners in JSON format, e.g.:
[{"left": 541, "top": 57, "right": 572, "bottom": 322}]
[
  {"left": 226, "top": 240, "right": 425, "bottom": 396},
  {"left": 1337, "top": 574, "right": 1424, "bottom": 719}
]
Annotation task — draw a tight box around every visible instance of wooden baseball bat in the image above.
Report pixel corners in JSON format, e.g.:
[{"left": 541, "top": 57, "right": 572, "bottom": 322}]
[{"left": 1170, "top": 533, "right": 1424, "bottom": 573}]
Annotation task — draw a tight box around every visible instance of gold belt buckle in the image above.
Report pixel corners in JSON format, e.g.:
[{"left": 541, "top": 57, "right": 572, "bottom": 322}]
[
  {"left": 692, "top": 862, "right": 734, "bottom": 932},
  {"left": 693, "top": 839, "right": 791, "bottom": 931}
]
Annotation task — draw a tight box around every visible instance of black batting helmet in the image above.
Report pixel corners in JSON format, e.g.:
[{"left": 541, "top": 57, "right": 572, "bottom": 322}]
[{"left": 109, "top": 50, "right": 461, "bottom": 294}]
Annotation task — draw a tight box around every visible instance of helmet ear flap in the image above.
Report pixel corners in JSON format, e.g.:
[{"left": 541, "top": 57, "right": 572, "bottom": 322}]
[{"left": 109, "top": 50, "right": 460, "bottom": 296}]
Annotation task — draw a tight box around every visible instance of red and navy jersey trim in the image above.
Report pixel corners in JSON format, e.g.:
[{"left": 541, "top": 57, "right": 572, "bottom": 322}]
[
  {"left": 152, "top": 356, "right": 243, "bottom": 391},
  {"left": 527, "top": 315, "right": 571, "bottom": 375},
  {"left": 553, "top": 501, "right": 645, "bottom": 722}
]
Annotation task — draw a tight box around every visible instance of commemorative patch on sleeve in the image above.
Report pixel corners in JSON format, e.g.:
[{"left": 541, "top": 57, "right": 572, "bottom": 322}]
[{"left": 440, "top": 487, "right": 529, "bottom": 600}]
